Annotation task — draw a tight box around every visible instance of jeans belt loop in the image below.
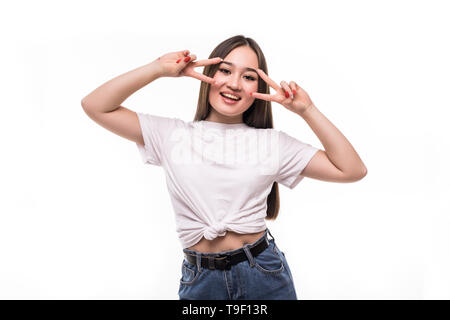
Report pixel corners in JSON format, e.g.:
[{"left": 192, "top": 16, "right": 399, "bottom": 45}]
[
  {"left": 196, "top": 254, "right": 203, "bottom": 273},
  {"left": 208, "top": 256, "right": 215, "bottom": 270},
  {"left": 243, "top": 244, "right": 256, "bottom": 267}
]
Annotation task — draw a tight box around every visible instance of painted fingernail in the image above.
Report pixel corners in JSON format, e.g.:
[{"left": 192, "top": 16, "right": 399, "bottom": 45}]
[
  {"left": 285, "top": 91, "right": 290, "bottom": 98},
  {"left": 293, "top": 90, "right": 296, "bottom": 96},
  {"left": 176, "top": 58, "right": 182, "bottom": 63},
  {"left": 184, "top": 56, "right": 191, "bottom": 62},
  {"left": 250, "top": 92, "right": 253, "bottom": 96}
]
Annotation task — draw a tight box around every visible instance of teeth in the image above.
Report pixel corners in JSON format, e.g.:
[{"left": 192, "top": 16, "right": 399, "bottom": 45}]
[{"left": 222, "top": 93, "right": 240, "bottom": 100}]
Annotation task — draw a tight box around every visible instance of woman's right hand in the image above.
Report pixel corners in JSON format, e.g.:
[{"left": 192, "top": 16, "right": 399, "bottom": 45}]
[{"left": 154, "top": 50, "right": 223, "bottom": 85}]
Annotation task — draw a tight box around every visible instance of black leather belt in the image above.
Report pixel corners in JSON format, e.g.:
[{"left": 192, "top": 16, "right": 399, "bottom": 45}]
[{"left": 184, "top": 235, "right": 269, "bottom": 270}]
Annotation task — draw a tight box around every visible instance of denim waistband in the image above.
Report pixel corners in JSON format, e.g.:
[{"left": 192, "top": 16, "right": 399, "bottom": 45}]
[{"left": 183, "top": 228, "right": 274, "bottom": 257}]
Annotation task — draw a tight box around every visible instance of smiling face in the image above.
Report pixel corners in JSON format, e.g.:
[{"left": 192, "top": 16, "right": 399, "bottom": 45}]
[{"left": 207, "top": 46, "right": 259, "bottom": 124}]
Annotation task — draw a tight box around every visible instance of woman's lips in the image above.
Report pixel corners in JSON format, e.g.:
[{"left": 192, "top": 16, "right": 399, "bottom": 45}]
[{"left": 221, "top": 95, "right": 240, "bottom": 104}]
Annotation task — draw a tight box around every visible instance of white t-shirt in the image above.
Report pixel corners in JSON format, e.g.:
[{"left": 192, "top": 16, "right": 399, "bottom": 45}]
[{"left": 136, "top": 112, "right": 320, "bottom": 249}]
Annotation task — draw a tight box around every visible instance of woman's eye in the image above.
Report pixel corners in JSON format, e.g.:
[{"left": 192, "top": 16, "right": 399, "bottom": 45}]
[{"left": 219, "top": 68, "right": 256, "bottom": 81}]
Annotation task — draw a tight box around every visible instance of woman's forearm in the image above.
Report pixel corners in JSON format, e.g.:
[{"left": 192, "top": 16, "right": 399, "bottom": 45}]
[
  {"left": 81, "top": 59, "right": 162, "bottom": 113},
  {"left": 298, "top": 103, "right": 367, "bottom": 176}
]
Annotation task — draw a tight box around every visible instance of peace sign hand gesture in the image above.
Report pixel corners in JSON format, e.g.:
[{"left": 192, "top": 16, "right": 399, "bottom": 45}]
[
  {"left": 155, "top": 50, "right": 222, "bottom": 85},
  {"left": 250, "top": 68, "right": 314, "bottom": 116}
]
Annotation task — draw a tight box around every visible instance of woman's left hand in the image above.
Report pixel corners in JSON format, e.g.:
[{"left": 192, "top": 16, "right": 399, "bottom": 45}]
[{"left": 251, "top": 68, "right": 314, "bottom": 116}]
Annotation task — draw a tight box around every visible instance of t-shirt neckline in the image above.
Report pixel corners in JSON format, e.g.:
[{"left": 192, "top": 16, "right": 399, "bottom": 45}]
[{"left": 197, "top": 120, "right": 248, "bottom": 129}]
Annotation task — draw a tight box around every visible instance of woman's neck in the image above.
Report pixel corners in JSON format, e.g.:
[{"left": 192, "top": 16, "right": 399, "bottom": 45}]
[{"left": 205, "top": 109, "right": 243, "bottom": 124}]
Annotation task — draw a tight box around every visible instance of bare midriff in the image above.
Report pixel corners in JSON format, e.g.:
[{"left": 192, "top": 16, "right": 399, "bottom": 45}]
[{"left": 187, "top": 230, "right": 267, "bottom": 253}]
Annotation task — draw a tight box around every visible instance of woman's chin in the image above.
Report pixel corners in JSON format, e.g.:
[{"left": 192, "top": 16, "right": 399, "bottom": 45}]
[
  {"left": 215, "top": 104, "right": 247, "bottom": 115},
  {"left": 215, "top": 108, "right": 244, "bottom": 117}
]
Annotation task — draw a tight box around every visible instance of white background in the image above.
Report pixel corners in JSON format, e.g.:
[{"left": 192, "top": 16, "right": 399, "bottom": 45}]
[{"left": 1, "top": 0, "right": 449, "bottom": 299}]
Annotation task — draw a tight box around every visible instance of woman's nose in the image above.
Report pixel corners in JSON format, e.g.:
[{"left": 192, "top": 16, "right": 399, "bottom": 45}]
[{"left": 226, "top": 79, "right": 241, "bottom": 90}]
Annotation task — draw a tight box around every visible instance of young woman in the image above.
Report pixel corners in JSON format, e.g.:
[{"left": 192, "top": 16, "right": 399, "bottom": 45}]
[{"left": 81, "top": 35, "right": 367, "bottom": 300}]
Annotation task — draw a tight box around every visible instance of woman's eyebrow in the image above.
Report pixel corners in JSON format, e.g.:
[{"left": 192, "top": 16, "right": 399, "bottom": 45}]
[{"left": 220, "top": 61, "right": 258, "bottom": 74}]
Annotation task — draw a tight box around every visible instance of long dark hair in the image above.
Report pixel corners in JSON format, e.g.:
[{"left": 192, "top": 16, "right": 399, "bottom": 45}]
[{"left": 193, "top": 34, "right": 280, "bottom": 220}]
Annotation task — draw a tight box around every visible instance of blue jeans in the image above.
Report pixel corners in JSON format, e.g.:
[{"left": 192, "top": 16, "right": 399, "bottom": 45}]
[{"left": 179, "top": 229, "right": 298, "bottom": 300}]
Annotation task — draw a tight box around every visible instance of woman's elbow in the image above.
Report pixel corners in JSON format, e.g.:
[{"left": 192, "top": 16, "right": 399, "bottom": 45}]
[{"left": 353, "top": 167, "right": 368, "bottom": 182}]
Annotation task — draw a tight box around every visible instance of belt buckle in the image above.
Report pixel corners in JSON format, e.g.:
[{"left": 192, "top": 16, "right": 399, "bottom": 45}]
[{"left": 217, "top": 254, "right": 232, "bottom": 270}]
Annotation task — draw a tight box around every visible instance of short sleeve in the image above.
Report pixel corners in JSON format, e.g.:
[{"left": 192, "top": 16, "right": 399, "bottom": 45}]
[
  {"left": 135, "top": 112, "right": 184, "bottom": 166},
  {"left": 275, "top": 130, "right": 320, "bottom": 189}
]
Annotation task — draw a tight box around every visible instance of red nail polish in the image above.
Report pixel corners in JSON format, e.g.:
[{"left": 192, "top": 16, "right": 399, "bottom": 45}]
[
  {"left": 285, "top": 91, "right": 290, "bottom": 98},
  {"left": 250, "top": 92, "right": 253, "bottom": 96},
  {"left": 293, "top": 90, "right": 296, "bottom": 96},
  {"left": 176, "top": 58, "right": 181, "bottom": 63},
  {"left": 184, "top": 56, "right": 191, "bottom": 62}
]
